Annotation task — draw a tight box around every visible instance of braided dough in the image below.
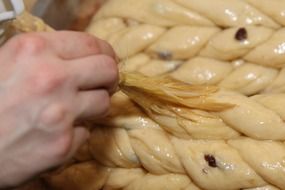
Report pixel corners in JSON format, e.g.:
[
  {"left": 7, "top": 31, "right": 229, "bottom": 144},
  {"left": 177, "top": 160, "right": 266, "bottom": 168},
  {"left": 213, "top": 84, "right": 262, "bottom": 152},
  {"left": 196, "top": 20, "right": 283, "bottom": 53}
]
[
  {"left": 88, "top": 21, "right": 285, "bottom": 68},
  {"left": 87, "top": 21, "right": 285, "bottom": 95},
  {"left": 120, "top": 54, "right": 285, "bottom": 95},
  {"left": 87, "top": 2, "right": 285, "bottom": 68},
  {"left": 43, "top": 0, "right": 285, "bottom": 190}
]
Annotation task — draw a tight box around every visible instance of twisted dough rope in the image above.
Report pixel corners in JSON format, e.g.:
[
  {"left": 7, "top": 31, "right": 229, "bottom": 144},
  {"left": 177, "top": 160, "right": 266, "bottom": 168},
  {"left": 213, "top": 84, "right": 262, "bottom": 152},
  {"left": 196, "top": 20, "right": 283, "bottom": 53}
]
[
  {"left": 88, "top": 127, "right": 285, "bottom": 190},
  {"left": 96, "top": 90, "right": 285, "bottom": 142},
  {"left": 44, "top": 161, "right": 202, "bottom": 190},
  {"left": 93, "top": 0, "right": 285, "bottom": 28},
  {"left": 170, "top": 57, "right": 283, "bottom": 96},
  {"left": 44, "top": 125, "right": 285, "bottom": 190},
  {"left": 87, "top": 17, "right": 285, "bottom": 68},
  {"left": 119, "top": 54, "right": 285, "bottom": 96},
  {"left": 86, "top": 17, "right": 285, "bottom": 95},
  {"left": 116, "top": 75, "right": 285, "bottom": 140}
]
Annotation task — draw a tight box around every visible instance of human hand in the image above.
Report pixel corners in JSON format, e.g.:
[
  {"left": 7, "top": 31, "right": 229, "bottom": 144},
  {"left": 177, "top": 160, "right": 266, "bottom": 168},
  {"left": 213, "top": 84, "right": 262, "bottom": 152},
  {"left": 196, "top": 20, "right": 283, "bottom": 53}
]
[{"left": 0, "top": 31, "right": 118, "bottom": 188}]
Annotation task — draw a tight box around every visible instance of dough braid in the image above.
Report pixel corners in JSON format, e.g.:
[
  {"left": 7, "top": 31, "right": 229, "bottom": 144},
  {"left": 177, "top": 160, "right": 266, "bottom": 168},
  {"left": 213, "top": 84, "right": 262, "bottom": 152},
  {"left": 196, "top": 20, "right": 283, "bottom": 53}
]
[
  {"left": 116, "top": 82, "right": 285, "bottom": 140},
  {"left": 170, "top": 58, "right": 284, "bottom": 96},
  {"left": 121, "top": 54, "right": 285, "bottom": 96},
  {"left": 44, "top": 125, "right": 285, "bottom": 190},
  {"left": 87, "top": 17, "right": 285, "bottom": 68},
  {"left": 44, "top": 161, "right": 202, "bottom": 190},
  {"left": 93, "top": 0, "right": 285, "bottom": 28}
]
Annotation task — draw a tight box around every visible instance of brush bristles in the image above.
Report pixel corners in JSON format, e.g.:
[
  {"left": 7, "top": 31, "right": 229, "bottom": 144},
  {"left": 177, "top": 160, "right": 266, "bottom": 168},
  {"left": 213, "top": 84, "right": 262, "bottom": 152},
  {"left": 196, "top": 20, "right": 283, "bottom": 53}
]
[{"left": 119, "top": 72, "right": 234, "bottom": 112}]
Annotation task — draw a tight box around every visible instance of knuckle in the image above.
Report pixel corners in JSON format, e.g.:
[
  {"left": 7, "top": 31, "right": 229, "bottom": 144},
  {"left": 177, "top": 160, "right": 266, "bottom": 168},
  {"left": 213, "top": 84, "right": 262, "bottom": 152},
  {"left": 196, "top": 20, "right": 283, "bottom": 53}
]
[
  {"left": 11, "top": 34, "right": 46, "bottom": 55},
  {"left": 40, "top": 104, "right": 68, "bottom": 126},
  {"left": 79, "top": 33, "right": 101, "bottom": 52},
  {"left": 86, "top": 35, "right": 100, "bottom": 48},
  {"left": 82, "top": 33, "right": 115, "bottom": 56},
  {"left": 101, "top": 39, "right": 116, "bottom": 55},
  {"left": 98, "top": 38, "right": 117, "bottom": 58}
]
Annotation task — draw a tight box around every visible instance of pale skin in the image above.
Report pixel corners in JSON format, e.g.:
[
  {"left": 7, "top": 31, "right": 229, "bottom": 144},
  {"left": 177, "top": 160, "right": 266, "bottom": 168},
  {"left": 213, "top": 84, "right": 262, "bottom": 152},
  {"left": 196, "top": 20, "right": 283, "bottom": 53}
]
[{"left": 0, "top": 31, "right": 118, "bottom": 188}]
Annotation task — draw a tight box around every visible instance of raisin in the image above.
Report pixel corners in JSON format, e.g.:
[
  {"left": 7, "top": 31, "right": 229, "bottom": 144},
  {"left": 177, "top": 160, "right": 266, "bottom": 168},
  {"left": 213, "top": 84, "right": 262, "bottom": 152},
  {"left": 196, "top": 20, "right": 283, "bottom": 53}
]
[
  {"left": 157, "top": 51, "right": 172, "bottom": 60},
  {"left": 204, "top": 154, "right": 217, "bottom": 167},
  {"left": 235, "top": 27, "right": 247, "bottom": 41}
]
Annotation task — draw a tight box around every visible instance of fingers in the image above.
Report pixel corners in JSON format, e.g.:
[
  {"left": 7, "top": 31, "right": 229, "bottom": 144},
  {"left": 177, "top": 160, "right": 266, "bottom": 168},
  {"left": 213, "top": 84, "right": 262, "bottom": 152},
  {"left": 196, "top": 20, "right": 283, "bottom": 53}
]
[
  {"left": 69, "top": 54, "right": 118, "bottom": 93},
  {"left": 76, "top": 89, "right": 111, "bottom": 119},
  {"left": 37, "top": 31, "right": 116, "bottom": 59}
]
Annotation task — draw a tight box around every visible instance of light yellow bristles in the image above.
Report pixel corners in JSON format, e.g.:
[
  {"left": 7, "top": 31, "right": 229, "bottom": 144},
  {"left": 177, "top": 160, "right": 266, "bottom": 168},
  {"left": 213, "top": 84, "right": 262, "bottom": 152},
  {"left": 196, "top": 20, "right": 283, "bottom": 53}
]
[{"left": 119, "top": 72, "right": 233, "bottom": 112}]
